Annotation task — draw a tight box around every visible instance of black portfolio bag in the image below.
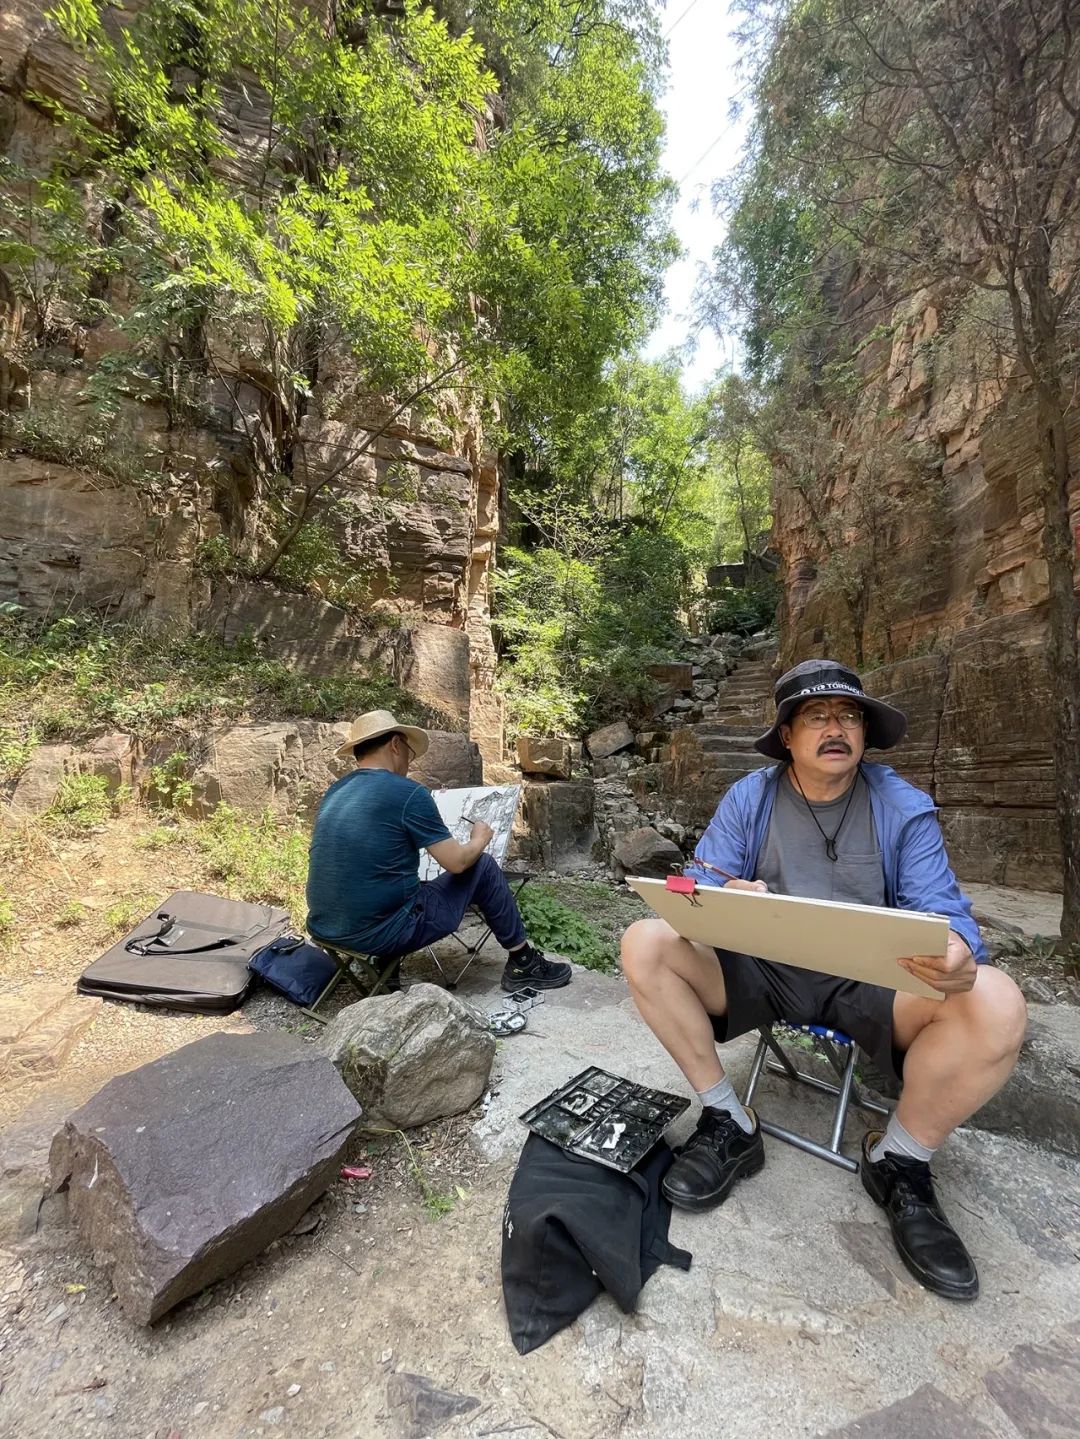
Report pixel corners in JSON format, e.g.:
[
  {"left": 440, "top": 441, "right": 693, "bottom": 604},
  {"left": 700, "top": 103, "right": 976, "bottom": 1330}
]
[{"left": 77, "top": 890, "right": 290, "bottom": 1013}]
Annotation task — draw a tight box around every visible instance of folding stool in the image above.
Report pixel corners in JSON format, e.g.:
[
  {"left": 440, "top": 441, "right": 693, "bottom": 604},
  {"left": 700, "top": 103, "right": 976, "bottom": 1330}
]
[
  {"left": 742, "top": 1022, "right": 891, "bottom": 1172},
  {"left": 301, "top": 942, "right": 405, "bottom": 1023}
]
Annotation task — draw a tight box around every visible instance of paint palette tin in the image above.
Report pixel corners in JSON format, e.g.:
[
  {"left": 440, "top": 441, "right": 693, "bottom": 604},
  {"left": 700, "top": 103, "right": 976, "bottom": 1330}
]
[{"left": 519, "top": 1067, "right": 690, "bottom": 1172}]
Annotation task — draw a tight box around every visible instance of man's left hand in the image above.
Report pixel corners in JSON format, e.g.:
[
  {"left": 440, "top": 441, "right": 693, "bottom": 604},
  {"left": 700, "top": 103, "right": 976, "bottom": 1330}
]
[{"left": 898, "top": 932, "right": 977, "bottom": 995}]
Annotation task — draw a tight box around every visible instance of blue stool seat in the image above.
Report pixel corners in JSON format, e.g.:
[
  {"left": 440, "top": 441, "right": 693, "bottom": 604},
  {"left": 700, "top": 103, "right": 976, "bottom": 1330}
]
[{"left": 742, "top": 1021, "right": 890, "bottom": 1172}]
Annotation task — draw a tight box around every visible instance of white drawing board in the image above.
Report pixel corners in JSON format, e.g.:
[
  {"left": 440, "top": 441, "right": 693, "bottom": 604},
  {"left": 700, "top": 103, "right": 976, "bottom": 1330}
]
[
  {"left": 627, "top": 878, "right": 948, "bottom": 1002},
  {"left": 418, "top": 784, "right": 521, "bottom": 881}
]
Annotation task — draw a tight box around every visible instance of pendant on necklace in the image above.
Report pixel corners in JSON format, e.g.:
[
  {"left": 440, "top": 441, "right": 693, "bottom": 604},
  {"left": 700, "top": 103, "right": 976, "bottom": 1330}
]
[{"left": 826, "top": 839, "right": 838, "bottom": 862}]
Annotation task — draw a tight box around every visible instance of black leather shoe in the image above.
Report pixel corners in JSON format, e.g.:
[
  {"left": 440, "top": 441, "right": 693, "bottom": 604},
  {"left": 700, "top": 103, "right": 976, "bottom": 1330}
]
[
  {"left": 860, "top": 1133, "right": 979, "bottom": 1301},
  {"left": 500, "top": 944, "right": 572, "bottom": 991},
  {"left": 661, "top": 1108, "right": 764, "bottom": 1213}
]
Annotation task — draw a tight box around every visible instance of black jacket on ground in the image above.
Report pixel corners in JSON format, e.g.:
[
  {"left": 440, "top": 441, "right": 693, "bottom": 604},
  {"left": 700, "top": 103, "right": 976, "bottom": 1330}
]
[{"left": 501, "top": 1134, "right": 692, "bottom": 1355}]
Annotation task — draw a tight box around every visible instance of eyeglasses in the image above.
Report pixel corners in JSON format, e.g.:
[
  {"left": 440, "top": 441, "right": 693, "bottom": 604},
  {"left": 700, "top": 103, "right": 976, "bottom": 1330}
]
[{"left": 797, "top": 707, "right": 865, "bottom": 730}]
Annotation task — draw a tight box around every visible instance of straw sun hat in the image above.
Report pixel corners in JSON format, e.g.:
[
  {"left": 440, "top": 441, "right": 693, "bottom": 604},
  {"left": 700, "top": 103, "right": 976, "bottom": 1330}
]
[{"left": 334, "top": 709, "right": 430, "bottom": 762}]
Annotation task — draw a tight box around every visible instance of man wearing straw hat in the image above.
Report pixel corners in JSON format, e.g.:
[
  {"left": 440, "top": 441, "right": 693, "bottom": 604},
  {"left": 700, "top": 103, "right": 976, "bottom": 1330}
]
[
  {"left": 620, "top": 659, "right": 1027, "bottom": 1302},
  {"left": 307, "top": 709, "right": 571, "bottom": 993}
]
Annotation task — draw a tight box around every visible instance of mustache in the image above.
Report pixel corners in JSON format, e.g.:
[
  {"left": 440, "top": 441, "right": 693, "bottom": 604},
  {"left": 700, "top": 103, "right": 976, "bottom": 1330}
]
[{"left": 818, "top": 738, "right": 853, "bottom": 755}]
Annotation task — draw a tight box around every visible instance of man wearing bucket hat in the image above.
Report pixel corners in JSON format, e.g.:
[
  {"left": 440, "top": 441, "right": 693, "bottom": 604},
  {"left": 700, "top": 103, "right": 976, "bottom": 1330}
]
[
  {"left": 306, "top": 710, "right": 571, "bottom": 992},
  {"left": 621, "top": 659, "right": 1026, "bottom": 1301}
]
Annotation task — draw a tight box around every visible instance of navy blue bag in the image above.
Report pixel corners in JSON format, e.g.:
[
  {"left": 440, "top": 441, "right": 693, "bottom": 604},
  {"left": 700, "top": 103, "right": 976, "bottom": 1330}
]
[{"left": 248, "top": 934, "right": 338, "bottom": 1007}]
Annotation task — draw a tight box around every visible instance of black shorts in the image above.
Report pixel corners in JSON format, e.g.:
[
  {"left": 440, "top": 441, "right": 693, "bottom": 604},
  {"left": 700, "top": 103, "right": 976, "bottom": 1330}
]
[{"left": 709, "top": 950, "right": 902, "bottom": 1083}]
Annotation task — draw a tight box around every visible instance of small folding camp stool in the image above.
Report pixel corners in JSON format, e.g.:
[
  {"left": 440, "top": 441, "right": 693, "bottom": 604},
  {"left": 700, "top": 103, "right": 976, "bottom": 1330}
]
[
  {"left": 742, "top": 1022, "right": 891, "bottom": 1172},
  {"left": 301, "top": 942, "right": 405, "bottom": 1023},
  {"left": 428, "top": 870, "right": 532, "bottom": 990}
]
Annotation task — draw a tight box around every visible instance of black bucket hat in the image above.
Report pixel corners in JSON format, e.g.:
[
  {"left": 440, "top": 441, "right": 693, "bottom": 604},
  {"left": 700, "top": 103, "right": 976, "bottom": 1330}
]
[{"left": 754, "top": 658, "right": 907, "bottom": 761}]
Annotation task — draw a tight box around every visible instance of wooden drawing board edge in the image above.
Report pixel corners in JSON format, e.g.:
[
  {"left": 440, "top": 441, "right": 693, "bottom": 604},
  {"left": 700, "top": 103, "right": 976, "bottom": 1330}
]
[{"left": 627, "top": 877, "right": 946, "bottom": 1002}]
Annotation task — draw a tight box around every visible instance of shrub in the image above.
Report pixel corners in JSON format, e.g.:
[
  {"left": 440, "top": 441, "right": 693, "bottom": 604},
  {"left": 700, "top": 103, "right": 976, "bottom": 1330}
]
[
  {"left": 0, "top": 611, "right": 449, "bottom": 756},
  {"left": 705, "top": 577, "right": 779, "bottom": 637},
  {"left": 516, "top": 884, "right": 619, "bottom": 973},
  {"left": 194, "top": 806, "right": 309, "bottom": 922},
  {"left": 47, "top": 772, "right": 115, "bottom": 828}
]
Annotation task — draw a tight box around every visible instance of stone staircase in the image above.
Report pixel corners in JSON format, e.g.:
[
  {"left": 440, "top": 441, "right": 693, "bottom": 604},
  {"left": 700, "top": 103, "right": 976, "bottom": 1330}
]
[
  {"left": 629, "top": 653, "right": 776, "bottom": 836},
  {"left": 594, "top": 648, "right": 778, "bottom": 869},
  {"left": 700, "top": 658, "right": 775, "bottom": 725}
]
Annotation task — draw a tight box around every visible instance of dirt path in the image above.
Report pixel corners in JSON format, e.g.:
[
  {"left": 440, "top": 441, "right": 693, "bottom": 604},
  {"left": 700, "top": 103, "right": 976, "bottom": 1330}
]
[{"left": 3, "top": 817, "right": 1080, "bottom": 1438}]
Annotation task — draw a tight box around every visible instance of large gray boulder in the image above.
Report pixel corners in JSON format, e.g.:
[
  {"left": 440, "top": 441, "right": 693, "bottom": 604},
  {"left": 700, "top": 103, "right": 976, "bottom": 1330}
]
[
  {"left": 586, "top": 719, "right": 634, "bottom": 760},
  {"left": 516, "top": 736, "right": 572, "bottom": 780},
  {"left": 613, "top": 825, "right": 683, "bottom": 878},
  {"left": 320, "top": 983, "right": 495, "bottom": 1130},
  {"left": 49, "top": 1032, "right": 361, "bottom": 1324}
]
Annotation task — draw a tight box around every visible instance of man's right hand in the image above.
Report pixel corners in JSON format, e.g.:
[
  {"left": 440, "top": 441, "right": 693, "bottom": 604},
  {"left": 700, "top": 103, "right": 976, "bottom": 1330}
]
[
  {"left": 724, "top": 878, "right": 768, "bottom": 893},
  {"left": 471, "top": 820, "right": 494, "bottom": 849}
]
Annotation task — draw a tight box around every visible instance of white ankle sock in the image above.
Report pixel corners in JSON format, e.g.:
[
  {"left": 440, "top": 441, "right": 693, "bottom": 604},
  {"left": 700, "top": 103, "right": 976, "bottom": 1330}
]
[
  {"left": 869, "top": 1114, "right": 936, "bottom": 1165},
  {"left": 696, "top": 1075, "right": 754, "bottom": 1133}
]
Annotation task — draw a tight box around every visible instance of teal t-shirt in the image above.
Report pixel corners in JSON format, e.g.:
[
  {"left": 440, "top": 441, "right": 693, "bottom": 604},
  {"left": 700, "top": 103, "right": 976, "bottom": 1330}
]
[{"left": 306, "top": 768, "right": 452, "bottom": 954}]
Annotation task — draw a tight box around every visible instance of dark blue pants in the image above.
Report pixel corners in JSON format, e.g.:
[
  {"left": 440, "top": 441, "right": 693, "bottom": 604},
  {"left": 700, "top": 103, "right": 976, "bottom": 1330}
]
[{"left": 386, "top": 853, "right": 527, "bottom": 959}]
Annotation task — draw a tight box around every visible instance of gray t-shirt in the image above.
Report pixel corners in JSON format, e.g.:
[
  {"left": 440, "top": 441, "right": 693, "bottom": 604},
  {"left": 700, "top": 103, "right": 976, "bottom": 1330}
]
[{"left": 755, "top": 769, "right": 885, "bottom": 907}]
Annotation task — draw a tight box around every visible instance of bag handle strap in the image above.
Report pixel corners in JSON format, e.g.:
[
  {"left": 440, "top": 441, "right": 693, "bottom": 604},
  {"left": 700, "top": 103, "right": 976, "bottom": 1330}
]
[{"left": 124, "top": 912, "right": 266, "bottom": 957}]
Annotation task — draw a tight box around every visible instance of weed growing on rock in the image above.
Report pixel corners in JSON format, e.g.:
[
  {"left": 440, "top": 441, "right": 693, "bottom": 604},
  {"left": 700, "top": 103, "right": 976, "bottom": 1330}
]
[
  {"left": 148, "top": 752, "right": 195, "bottom": 812},
  {"left": 0, "top": 611, "right": 450, "bottom": 767},
  {"left": 46, "top": 773, "right": 119, "bottom": 830},
  {"left": 194, "top": 806, "right": 309, "bottom": 922}
]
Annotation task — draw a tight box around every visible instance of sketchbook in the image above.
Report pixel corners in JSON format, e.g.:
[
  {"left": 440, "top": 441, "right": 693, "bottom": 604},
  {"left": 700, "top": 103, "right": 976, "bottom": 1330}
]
[
  {"left": 417, "top": 784, "right": 522, "bottom": 881},
  {"left": 627, "top": 877, "right": 949, "bottom": 1001}
]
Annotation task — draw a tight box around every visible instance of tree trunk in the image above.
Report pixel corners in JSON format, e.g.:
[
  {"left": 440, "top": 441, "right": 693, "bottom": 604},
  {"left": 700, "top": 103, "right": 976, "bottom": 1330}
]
[{"left": 1034, "top": 389, "right": 1080, "bottom": 951}]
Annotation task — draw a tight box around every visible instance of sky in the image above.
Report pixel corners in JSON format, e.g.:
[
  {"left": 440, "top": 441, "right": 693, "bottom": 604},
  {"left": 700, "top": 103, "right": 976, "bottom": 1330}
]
[{"left": 643, "top": 0, "right": 750, "bottom": 391}]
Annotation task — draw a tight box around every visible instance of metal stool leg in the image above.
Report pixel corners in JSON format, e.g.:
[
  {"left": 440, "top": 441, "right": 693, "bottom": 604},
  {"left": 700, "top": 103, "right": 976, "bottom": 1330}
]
[
  {"left": 742, "top": 1024, "right": 862, "bottom": 1172},
  {"left": 827, "top": 1043, "right": 858, "bottom": 1156}
]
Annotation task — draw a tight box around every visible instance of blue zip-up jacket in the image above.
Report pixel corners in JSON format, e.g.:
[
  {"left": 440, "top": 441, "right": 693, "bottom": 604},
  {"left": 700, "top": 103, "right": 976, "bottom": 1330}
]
[{"left": 689, "top": 761, "right": 986, "bottom": 963}]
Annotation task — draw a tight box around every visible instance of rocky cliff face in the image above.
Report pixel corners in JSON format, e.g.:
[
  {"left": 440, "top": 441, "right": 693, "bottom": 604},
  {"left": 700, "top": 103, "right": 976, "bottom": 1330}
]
[
  {"left": 0, "top": 2, "right": 503, "bottom": 763},
  {"left": 776, "top": 285, "right": 1080, "bottom": 890}
]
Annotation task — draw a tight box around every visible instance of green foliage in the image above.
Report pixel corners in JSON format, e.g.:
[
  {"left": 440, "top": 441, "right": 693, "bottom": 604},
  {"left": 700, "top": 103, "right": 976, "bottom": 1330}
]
[
  {"left": 192, "top": 535, "right": 236, "bottom": 578},
  {"left": 55, "top": 899, "right": 89, "bottom": 927},
  {"left": 495, "top": 525, "right": 688, "bottom": 735},
  {"left": 0, "top": 898, "right": 13, "bottom": 936},
  {"left": 193, "top": 805, "right": 309, "bottom": 921},
  {"left": 28, "top": 0, "right": 674, "bottom": 585},
  {"left": 148, "top": 751, "right": 195, "bottom": 812},
  {"left": 701, "top": 374, "right": 773, "bottom": 563},
  {"left": 517, "top": 883, "right": 619, "bottom": 973},
  {"left": 0, "top": 609, "right": 447, "bottom": 753},
  {"left": 705, "top": 579, "right": 779, "bottom": 638},
  {"left": 2, "top": 408, "right": 162, "bottom": 489},
  {"left": 47, "top": 772, "right": 116, "bottom": 828},
  {"left": 0, "top": 723, "right": 39, "bottom": 784},
  {"left": 494, "top": 350, "right": 769, "bottom": 736}
]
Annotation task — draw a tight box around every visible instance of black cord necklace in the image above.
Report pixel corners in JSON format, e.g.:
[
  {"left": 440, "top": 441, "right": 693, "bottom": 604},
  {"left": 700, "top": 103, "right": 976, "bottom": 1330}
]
[{"left": 789, "top": 765, "right": 862, "bottom": 862}]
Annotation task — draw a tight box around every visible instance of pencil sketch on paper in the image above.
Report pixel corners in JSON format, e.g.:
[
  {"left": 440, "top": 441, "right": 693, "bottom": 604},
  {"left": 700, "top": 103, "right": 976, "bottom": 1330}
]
[{"left": 417, "top": 785, "right": 522, "bottom": 881}]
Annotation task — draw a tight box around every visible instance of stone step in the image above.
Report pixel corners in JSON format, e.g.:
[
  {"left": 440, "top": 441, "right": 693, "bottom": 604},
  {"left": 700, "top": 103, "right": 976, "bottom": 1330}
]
[
  {"left": 0, "top": 983, "right": 74, "bottom": 1046},
  {"left": 703, "top": 708, "right": 767, "bottom": 724},
  {"left": 713, "top": 687, "right": 770, "bottom": 705},
  {"left": 695, "top": 756, "right": 772, "bottom": 779},
  {"left": 697, "top": 734, "right": 768, "bottom": 754},
  {"left": 692, "top": 722, "right": 761, "bottom": 738},
  {"left": 0, "top": 995, "right": 101, "bottom": 1086}
]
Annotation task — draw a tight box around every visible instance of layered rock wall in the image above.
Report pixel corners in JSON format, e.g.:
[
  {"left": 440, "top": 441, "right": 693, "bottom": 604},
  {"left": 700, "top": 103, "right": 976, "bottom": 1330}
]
[
  {"left": 776, "top": 286, "right": 1080, "bottom": 890},
  {"left": 0, "top": 3, "right": 503, "bottom": 762}
]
